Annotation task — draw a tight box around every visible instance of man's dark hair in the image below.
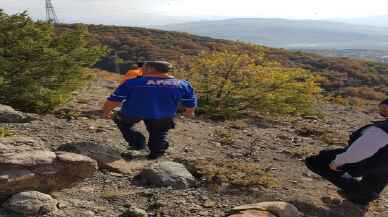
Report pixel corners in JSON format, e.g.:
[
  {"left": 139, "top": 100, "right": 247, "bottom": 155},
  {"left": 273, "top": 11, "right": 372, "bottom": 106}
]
[
  {"left": 137, "top": 62, "right": 144, "bottom": 68},
  {"left": 144, "top": 61, "right": 172, "bottom": 73}
]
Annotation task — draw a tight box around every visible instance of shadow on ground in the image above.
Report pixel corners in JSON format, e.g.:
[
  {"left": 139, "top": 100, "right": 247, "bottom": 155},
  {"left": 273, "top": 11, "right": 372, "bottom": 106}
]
[{"left": 291, "top": 199, "right": 367, "bottom": 217}]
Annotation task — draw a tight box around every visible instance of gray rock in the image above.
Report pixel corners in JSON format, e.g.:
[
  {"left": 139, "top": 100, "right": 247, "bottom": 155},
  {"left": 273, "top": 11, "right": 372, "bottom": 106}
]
[
  {"left": 0, "top": 139, "right": 98, "bottom": 201},
  {"left": 57, "top": 142, "right": 133, "bottom": 174},
  {"left": 126, "top": 206, "right": 148, "bottom": 217},
  {"left": 136, "top": 161, "right": 195, "bottom": 189},
  {"left": 0, "top": 104, "right": 35, "bottom": 123},
  {"left": 2, "top": 191, "right": 58, "bottom": 215}
]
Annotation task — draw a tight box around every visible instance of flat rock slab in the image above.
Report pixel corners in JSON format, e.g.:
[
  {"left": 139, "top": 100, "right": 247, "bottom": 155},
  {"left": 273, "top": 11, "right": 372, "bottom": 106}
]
[
  {"left": 106, "top": 159, "right": 136, "bottom": 174},
  {"left": 229, "top": 210, "right": 276, "bottom": 217},
  {"left": 57, "top": 142, "right": 129, "bottom": 173},
  {"left": 232, "top": 202, "right": 303, "bottom": 217},
  {"left": 135, "top": 161, "right": 195, "bottom": 189},
  {"left": 0, "top": 150, "right": 56, "bottom": 166},
  {"left": 2, "top": 191, "right": 58, "bottom": 215},
  {"left": 0, "top": 141, "right": 98, "bottom": 201}
]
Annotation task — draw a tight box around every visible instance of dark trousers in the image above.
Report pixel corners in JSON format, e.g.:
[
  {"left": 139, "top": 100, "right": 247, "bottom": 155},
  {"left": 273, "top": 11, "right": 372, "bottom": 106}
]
[
  {"left": 114, "top": 113, "right": 175, "bottom": 154},
  {"left": 305, "top": 149, "right": 388, "bottom": 196}
]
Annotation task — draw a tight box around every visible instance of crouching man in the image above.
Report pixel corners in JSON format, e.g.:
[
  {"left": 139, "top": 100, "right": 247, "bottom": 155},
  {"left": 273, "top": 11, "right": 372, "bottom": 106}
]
[
  {"left": 102, "top": 61, "right": 197, "bottom": 160},
  {"left": 305, "top": 99, "right": 388, "bottom": 205}
]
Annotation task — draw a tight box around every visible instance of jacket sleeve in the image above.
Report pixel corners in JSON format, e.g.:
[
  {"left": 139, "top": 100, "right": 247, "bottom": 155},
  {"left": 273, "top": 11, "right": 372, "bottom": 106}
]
[
  {"left": 180, "top": 80, "right": 197, "bottom": 108},
  {"left": 332, "top": 126, "right": 388, "bottom": 167},
  {"left": 107, "top": 81, "right": 131, "bottom": 102}
]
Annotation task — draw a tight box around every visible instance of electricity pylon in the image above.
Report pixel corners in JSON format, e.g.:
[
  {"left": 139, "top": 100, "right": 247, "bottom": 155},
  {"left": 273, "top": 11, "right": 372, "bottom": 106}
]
[{"left": 45, "top": 0, "right": 59, "bottom": 23}]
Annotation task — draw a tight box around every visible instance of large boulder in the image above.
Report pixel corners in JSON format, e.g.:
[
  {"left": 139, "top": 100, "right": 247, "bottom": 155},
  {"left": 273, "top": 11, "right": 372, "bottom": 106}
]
[
  {"left": 0, "top": 104, "right": 35, "bottom": 123},
  {"left": 135, "top": 161, "right": 195, "bottom": 189},
  {"left": 57, "top": 142, "right": 132, "bottom": 174},
  {"left": 0, "top": 139, "right": 98, "bottom": 201},
  {"left": 2, "top": 191, "right": 58, "bottom": 215},
  {"left": 230, "top": 202, "right": 303, "bottom": 217}
]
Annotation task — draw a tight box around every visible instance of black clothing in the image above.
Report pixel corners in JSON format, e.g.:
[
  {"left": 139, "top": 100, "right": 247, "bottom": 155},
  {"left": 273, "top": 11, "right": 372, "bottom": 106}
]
[
  {"left": 114, "top": 112, "right": 175, "bottom": 156},
  {"left": 305, "top": 120, "right": 388, "bottom": 204},
  {"left": 305, "top": 149, "right": 387, "bottom": 204}
]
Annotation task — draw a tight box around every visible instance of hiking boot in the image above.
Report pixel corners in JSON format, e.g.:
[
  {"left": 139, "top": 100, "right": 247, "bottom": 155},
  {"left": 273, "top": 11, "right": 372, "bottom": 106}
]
[
  {"left": 337, "top": 190, "right": 378, "bottom": 206},
  {"left": 147, "top": 152, "right": 165, "bottom": 160},
  {"left": 127, "top": 145, "right": 145, "bottom": 151}
]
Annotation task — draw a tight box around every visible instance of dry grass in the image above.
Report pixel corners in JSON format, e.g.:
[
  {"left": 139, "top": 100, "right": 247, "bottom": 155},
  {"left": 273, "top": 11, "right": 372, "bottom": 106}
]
[
  {"left": 95, "top": 70, "right": 122, "bottom": 83},
  {"left": 214, "top": 128, "right": 235, "bottom": 146},
  {"left": 285, "top": 145, "right": 317, "bottom": 158},
  {"left": 186, "top": 159, "right": 279, "bottom": 189},
  {"left": 0, "top": 127, "right": 13, "bottom": 138},
  {"left": 55, "top": 109, "right": 82, "bottom": 120},
  {"left": 295, "top": 124, "right": 347, "bottom": 147},
  {"left": 77, "top": 98, "right": 90, "bottom": 104},
  {"left": 319, "top": 131, "right": 348, "bottom": 147},
  {"left": 227, "top": 120, "right": 249, "bottom": 129},
  {"left": 100, "top": 189, "right": 130, "bottom": 200},
  {"left": 295, "top": 125, "right": 326, "bottom": 137}
]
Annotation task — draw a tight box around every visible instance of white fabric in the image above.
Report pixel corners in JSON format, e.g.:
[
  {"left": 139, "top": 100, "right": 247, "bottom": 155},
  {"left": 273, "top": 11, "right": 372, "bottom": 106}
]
[
  {"left": 341, "top": 172, "right": 363, "bottom": 181},
  {"left": 333, "top": 126, "right": 388, "bottom": 167}
]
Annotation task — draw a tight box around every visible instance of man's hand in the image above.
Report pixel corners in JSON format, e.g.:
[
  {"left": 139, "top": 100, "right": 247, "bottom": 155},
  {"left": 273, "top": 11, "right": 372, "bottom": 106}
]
[
  {"left": 102, "top": 111, "right": 113, "bottom": 120},
  {"left": 183, "top": 108, "right": 195, "bottom": 118},
  {"left": 329, "top": 162, "right": 341, "bottom": 172},
  {"left": 102, "top": 100, "right": 121, "bottom": 120}
]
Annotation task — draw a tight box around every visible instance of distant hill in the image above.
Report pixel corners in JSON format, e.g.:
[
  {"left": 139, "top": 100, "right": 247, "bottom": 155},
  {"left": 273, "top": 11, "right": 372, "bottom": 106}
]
[
  {"left": 57, "top": 24, "right": 388, "bottom": 100},
  {"left": 157, "top": 18, "right": 388, "bottom": 50},
  {"left": 298, "top": 49, "right": 388, "bottom": 64},
  {"left": 333, "top": 16, "right": 388, "bottom": 28}
]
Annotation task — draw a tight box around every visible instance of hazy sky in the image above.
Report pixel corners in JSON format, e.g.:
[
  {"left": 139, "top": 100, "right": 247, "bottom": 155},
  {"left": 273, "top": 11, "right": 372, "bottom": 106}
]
[
  {"left": 1, "top": 0, "right": 387, "bottom": 25},
  {"left": 167, "top": 0, "right": 388, "bottom": 18}
]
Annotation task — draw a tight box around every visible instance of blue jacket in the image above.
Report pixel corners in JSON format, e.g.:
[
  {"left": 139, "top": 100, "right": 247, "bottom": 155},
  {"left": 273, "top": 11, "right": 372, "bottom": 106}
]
[{"left": 108, "top": 76, "right": 197, "bottom": 119}]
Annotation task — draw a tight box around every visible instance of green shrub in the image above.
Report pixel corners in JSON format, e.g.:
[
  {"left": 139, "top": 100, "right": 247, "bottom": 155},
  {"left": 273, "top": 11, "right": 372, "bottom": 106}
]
[
  {"left": 0, "top": 10, "right": 106, "bottom": 113},
  {"left": 176, "top": 51, "right": 321, "bottom": 120},
  {"left": 285, "top": 145, "right": 317, "bottom": 158}
]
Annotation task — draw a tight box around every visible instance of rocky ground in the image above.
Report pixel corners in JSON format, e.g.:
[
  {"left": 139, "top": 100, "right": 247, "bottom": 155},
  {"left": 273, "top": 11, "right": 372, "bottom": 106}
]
[{"left": 0, "top": 71, "right": 387, "bottom": 217}]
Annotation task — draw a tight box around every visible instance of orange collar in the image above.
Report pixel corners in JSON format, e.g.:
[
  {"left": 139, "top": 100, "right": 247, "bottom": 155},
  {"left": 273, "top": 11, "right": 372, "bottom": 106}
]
[{"left": 143, "top": 73, "right": 174, "bottom": 78}]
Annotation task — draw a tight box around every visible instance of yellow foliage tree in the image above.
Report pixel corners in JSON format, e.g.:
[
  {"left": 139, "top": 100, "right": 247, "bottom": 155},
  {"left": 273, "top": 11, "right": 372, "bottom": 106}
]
[{"left": 176, "top": 50, "right": 321, "bottom": 119}]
